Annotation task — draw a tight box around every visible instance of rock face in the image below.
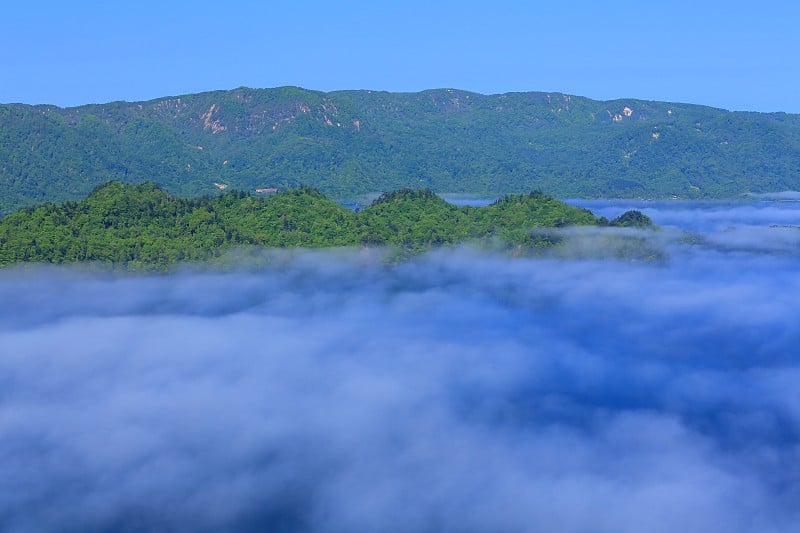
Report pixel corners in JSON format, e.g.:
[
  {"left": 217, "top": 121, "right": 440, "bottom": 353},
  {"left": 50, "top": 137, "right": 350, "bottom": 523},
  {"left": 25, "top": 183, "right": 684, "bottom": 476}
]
[{"left": 1, "top": 86, "right": 800, "bottom": 215}]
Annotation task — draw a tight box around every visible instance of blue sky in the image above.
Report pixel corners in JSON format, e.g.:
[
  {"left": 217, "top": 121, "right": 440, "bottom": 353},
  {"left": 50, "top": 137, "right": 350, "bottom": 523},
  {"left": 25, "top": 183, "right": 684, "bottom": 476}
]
[{"left": 2, "top": 0, "right": 798, "bottom": 112}]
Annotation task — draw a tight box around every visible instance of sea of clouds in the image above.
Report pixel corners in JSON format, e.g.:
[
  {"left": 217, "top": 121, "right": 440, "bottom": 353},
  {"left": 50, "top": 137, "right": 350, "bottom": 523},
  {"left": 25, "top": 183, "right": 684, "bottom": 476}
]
[{"left": 1, "top": 202, "right": 799, "bottom": 532}]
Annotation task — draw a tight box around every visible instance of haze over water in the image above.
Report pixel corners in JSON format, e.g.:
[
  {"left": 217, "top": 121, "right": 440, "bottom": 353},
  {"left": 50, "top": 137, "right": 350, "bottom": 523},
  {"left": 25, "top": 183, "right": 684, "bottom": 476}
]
[
  {"left": 1, "top": 201, "right": 799, "bottom": 531},
  {"left": 573, "top": 198, "right": 800, "bottom": 232}
]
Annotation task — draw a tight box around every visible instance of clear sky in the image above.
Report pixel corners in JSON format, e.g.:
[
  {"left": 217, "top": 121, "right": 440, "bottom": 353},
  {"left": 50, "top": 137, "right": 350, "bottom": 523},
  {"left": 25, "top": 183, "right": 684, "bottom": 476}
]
[{"left": 2, "top": 0, "right": 798, "bottom": 112}]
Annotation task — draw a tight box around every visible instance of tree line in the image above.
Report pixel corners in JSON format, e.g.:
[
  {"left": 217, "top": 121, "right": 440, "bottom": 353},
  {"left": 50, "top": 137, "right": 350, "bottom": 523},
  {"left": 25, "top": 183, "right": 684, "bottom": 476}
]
[{"left": 0, "top": 182, "right": 651, "bottom": 269}]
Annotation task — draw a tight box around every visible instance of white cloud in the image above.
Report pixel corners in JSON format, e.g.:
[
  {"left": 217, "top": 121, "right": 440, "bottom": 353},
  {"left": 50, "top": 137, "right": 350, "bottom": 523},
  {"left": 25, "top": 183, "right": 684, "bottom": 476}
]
[{"left": 1, "top": 214, "right": 799, "bottom": 530}]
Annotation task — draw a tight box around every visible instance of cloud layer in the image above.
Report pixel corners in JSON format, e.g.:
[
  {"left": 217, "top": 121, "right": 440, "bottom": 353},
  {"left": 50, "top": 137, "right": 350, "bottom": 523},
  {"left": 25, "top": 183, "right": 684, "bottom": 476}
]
[
  {"left": 1, "top": 204, "right": 799, "bottom": 531},
  {"left": 572, "top": 198, "right": 800, "bottom": 232}
]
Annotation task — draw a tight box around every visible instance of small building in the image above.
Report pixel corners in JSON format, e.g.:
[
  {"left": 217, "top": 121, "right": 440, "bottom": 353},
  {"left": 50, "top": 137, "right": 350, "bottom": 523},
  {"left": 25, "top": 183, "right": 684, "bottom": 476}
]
[{"left": 255, "top": 187, "right": 279, "bottom": 194}]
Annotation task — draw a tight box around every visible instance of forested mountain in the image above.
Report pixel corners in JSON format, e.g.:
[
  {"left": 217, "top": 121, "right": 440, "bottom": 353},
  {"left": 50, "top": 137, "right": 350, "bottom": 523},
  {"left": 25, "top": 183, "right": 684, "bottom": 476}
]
[
  {"left": 2, "top": 86, "right": 799, "bottom": 216},
  {"left": 0, "top": 182, "right": 646, "bottom": 268}
]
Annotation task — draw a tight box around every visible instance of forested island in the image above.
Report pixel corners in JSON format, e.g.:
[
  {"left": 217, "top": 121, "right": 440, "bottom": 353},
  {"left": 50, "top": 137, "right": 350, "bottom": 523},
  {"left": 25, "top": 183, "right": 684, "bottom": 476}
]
[
  {"left": 0, "top": 182, "right": 650, "bottom": 269},
  {"left": 2, "top": 86, "right": 799, "bottom": 215}
]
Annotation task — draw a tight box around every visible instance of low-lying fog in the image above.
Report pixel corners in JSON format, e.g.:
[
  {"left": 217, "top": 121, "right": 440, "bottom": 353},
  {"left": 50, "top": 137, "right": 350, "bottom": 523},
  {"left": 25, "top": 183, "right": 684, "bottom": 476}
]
[
  {"left": 1, "top": 202, "right": 799, "bottom": 532},
  {"left": 572, "top": 197, "right": 800, "bottom": 231}
]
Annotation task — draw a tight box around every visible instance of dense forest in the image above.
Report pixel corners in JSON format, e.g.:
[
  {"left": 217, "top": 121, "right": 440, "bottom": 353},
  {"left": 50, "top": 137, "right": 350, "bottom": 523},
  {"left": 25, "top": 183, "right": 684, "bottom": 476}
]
[
  {"left": 0, "top": 182, "right": 650, "bottom": 269},
  {"left": 1, "top": 86, "right": 799, "bottom": 216}
]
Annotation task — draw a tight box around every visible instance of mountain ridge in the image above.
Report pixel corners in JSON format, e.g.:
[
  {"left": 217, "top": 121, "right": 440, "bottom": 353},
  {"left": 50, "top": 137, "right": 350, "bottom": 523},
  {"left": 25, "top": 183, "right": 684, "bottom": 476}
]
[
  {"left": 2, "top": 86, "right": 799, "bottom": 216},
  {"left": 0, "top": 182, "right": 635, "bottom": 268}
]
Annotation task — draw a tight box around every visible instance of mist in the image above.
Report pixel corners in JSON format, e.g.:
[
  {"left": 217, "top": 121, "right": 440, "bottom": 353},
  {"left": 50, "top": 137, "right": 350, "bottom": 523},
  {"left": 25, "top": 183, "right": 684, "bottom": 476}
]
[
  {"left": 1, "top": 203, "right": 799, "bottom": 531},
  {"left": 572, "top": 198, "right": 800, "bottom": 232}
]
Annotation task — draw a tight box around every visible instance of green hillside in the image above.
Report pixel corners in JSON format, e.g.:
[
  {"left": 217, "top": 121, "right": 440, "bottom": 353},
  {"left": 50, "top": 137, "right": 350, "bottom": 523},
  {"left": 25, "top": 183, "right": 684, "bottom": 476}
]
[
  {"left": 2, "top": 86, "right": 798, "bottom": 215},
  {"left": 0, "top": 182, "right": 637, "bottom": 269}
]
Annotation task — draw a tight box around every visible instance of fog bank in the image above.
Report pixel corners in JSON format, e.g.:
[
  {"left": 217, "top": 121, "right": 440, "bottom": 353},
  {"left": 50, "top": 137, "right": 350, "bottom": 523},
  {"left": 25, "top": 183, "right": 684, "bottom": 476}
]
[{"left": 1, "top": 205, "right": 799, "bottom": 531}]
